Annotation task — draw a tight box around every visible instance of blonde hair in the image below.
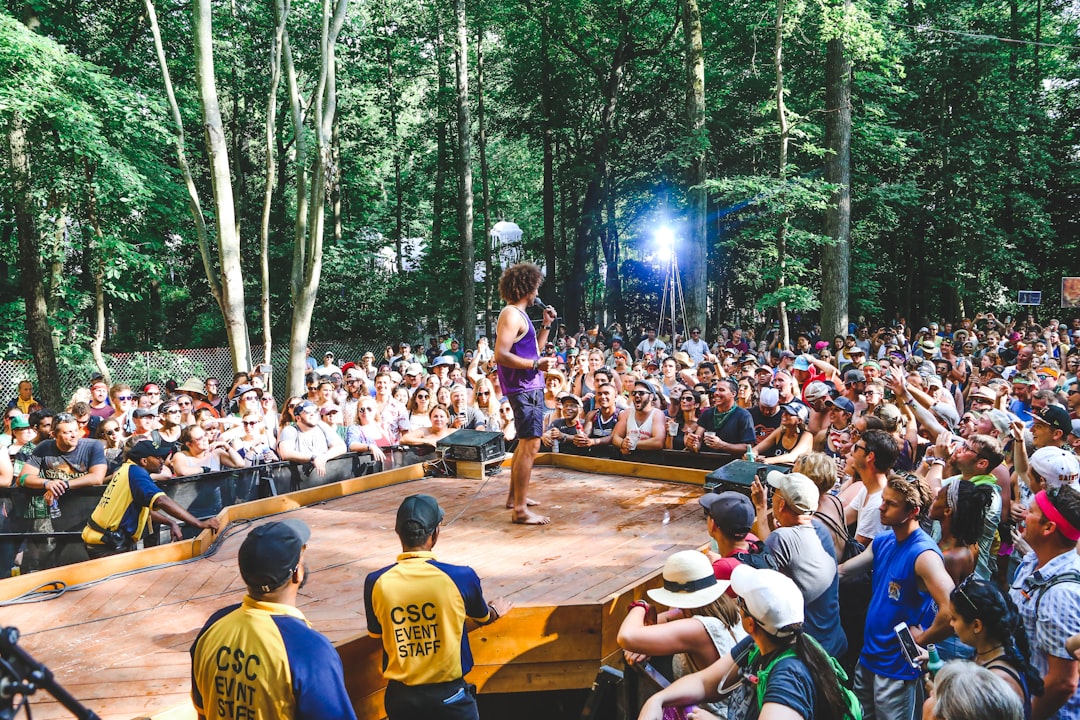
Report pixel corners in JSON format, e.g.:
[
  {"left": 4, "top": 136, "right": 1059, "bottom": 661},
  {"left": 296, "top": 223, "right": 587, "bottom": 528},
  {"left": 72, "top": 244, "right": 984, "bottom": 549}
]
[{"left": 793, "top": 452, "right": 838, "bottom": 494}]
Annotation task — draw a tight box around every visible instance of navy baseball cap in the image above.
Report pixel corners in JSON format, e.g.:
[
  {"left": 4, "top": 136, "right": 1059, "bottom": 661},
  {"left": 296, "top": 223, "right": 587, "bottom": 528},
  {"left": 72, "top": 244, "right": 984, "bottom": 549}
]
[
  {"left": 239, "top": 519, "right": 311, "bottom": 593},
  {"left": 700, "top": 492, "right": 755, "bottom": 536},
  {"left": 396, "top": 494, "right": 444, "bottom": 536},
  {"left": 126, "top": 440, "right": 173, "bottom": 461}
]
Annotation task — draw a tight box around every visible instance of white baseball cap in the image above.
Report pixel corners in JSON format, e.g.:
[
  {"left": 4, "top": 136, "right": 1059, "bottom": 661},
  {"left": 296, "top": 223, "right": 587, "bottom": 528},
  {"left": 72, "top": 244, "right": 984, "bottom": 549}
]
[
  {"left": 731, "top": 565, "right": 804, "bottom": 637},
  {"left": 1029, "top": 447, "right": 1080, "bottom": 489}
]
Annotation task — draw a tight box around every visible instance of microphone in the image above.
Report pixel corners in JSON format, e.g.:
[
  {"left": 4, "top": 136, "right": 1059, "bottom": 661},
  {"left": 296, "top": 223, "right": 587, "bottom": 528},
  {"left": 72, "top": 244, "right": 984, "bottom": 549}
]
[{"left": 532, "top": 296, "right": 547, "bottom": 310}]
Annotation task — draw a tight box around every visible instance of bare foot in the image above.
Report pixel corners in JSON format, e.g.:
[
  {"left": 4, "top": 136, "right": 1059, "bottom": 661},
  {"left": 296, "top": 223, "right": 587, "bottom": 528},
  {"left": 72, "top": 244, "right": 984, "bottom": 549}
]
[
  {"left": 505, "top": 497, "right": 540, "bottom": 508},
  {"left": 512, "top": 509, "right": 551, "bottom": 525}
]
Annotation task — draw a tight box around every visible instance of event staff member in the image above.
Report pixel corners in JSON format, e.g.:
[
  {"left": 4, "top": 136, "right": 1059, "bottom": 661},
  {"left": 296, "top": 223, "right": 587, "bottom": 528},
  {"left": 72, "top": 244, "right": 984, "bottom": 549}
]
[
  {"left": 364, "top": 494, "right": 512, "bottom": 720},
  {"left": 82, "top": 441, "right": 219, "bottom": 558},
  {"left": 494, "top": 263, "right": 558, "bottom": 525},
  {"left": 191, "top": 519, "right": 356, "bottom": 720}
]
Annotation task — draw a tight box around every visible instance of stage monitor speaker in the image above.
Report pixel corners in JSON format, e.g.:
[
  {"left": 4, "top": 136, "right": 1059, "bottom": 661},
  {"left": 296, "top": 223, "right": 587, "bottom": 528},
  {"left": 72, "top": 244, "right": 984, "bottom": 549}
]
[
  {"left": 436, "top": 430, "right": 506, "bottom": 462},
  {"left": 704, "top": 460, "right": 791, "bottom": 497}
]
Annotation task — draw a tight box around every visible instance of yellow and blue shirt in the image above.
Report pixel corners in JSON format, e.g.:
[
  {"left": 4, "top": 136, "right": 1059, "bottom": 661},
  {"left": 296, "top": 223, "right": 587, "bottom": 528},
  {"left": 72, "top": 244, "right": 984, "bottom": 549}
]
[
  {"left": 190, "top": 596, "right": 356, "bottom": 720},
  {"left": 81, "top": 461, "right": 164, "bottom": 545},
  {"left": 364, "top": 551, "right": 492, "bottom": 685}
]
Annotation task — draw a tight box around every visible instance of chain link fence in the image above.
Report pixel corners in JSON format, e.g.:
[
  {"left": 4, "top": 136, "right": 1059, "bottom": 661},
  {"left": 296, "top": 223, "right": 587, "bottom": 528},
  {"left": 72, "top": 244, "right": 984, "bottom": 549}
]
[{"left": 0, "top": 341, "right": 394, "bottom": 407}]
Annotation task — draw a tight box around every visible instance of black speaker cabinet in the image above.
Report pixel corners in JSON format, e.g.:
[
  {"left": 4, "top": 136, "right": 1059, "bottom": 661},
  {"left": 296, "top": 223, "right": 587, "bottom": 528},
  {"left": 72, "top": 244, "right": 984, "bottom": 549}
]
[
  {"left": 704, "top": 460, "right": 791, "bottom": 496},
  {"left": 436, "top": 430, "right": 506, "bottom": 462}
]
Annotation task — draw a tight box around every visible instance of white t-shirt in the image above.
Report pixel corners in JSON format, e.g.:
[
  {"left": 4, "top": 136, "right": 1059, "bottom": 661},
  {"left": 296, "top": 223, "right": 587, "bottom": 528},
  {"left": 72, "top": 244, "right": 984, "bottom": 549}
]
[{"left": 849, "top": 484, "right": 884, "bottom": 540}]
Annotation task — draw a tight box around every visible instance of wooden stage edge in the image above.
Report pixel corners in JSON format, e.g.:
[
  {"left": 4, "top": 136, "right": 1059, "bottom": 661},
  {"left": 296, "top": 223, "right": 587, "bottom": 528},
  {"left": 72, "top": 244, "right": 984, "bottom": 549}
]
[{"left": 0, "top": 454, "right": 712, "bottom": 720}]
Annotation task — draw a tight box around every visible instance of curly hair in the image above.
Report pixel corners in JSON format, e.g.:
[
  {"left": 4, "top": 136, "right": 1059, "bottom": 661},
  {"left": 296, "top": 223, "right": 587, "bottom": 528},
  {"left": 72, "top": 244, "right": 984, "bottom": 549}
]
[
  {"left": 950, "top": 576, "right": 1044, "bottom": 697},
  {"left": 949, "top": 480, "right": 995, "bottom": 547},
  {"left": 887, "top": 472, "right": 931, "bottom": 513},
  {"left": 498, "top": 263, "right": 544, "bottom": 304}
]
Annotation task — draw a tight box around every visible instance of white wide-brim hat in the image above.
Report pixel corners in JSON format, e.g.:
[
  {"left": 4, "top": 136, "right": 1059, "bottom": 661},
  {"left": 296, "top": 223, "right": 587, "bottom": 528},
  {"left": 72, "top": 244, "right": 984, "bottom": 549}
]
[{"left": 646, "top": 550, "right": 730, "bottom": 609}]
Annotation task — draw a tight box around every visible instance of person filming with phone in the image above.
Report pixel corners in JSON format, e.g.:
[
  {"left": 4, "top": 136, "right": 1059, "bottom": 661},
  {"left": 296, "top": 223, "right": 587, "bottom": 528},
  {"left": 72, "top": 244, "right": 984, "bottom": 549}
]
[{"left": 839, "top": 474, "right": 956, "bottom": 720}]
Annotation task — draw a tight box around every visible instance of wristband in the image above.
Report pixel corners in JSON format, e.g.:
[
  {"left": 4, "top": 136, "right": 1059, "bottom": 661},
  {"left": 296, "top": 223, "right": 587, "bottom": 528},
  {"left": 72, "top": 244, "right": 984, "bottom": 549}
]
[
  {"left": 542, "top": 325, "right": 551, "bottom": 331},
  {"left": 487, "top": 602, "right": 500, "bottom": 621},
  {"left": 532, "top": 358, "right": 539, "bottom": 371},
  {"left": 628, "top": 600, "right": 650, "bottom": 613},
  {"left": 928, "top": 458, "right": 946, "bottom": 467}
]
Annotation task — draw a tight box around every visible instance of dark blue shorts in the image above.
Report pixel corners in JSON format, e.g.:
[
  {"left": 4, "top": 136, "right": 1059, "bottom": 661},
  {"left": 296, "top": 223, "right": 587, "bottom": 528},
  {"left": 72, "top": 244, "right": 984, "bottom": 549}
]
[{"left": 508, "top": 388, "right": 545, "bottom": 440}]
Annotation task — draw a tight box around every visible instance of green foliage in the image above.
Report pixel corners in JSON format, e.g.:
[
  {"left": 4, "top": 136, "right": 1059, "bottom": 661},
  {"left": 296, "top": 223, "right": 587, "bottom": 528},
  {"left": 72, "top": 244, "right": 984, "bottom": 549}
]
[{"left": 1, "top": 0, "right": 1078, "bottom": 369}]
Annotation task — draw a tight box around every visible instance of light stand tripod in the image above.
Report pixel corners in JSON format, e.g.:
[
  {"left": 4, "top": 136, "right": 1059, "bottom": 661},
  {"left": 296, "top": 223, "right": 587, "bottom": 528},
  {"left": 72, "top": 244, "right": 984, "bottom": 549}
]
[
  {"left": 655, "top": 229, "right": 688, "bottom": 349},
  {"left": 0, "top": 626, "right": 100, "bottom": 720}
]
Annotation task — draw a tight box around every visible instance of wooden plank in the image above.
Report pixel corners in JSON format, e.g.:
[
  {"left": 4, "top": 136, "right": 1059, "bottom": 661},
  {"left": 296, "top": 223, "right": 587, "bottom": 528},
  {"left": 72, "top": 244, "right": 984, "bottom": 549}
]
[{"left": 2, "top": 464, "right": 715, "bottom": 720}]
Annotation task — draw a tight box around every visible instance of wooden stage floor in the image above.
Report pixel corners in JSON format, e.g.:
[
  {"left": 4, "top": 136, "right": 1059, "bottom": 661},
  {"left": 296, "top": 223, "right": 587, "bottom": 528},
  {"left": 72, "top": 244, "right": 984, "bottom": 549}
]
[{"left": 0, "top": 459, "right": 710, "bottom": 720}]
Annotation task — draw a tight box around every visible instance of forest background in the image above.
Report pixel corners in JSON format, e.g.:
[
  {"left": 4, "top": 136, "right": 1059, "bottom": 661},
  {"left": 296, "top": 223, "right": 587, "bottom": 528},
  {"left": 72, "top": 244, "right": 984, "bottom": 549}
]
[{"left": 0, "top": 0, "right": 1078, "bottom": 407}]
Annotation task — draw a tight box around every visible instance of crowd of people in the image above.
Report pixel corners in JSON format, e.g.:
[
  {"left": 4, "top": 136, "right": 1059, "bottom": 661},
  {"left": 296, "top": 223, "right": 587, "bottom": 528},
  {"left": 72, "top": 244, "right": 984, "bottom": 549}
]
[{"left": 7, "top": 302, "right": 1080, "bottom": 719}]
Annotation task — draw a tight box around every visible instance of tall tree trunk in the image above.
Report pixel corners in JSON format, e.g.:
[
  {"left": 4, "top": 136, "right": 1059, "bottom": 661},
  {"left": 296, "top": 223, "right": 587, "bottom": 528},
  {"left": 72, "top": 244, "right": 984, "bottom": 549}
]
[
  {"left": 602, "top": 168, "right": 624, "bottom": 328},
  {"left": 10, "top": 113, "right": 62, "bottom": 409},
  {"left": 821, "top": 8, "right": 851, "bottom": 340},
  {"left": 432, "top": 21, "right": 448, "bottom": 254},
  {"left": 540, "top": 26, "right": 557, "bottom": 299},
  {"left": 260, "top": 0, "right": 288, "bottom": 365},
  {"left": 566, "top": 53, "right": 626, "bottom": 332},
  {"left": 194, "top": 0, "right": 251, "bottom": 371},
  {"left": 774, "top": 0, "right": 791, "bottom": 349},
  {"left": 386, "top": 33, "right": 404, "bottom": 272},
  {"left": 85, "top": 163, "right": 112, "bottom": 383},
  {"left": 681, "top": 0, "right": 707, "bottom": 335},
  {"left": 145, "top": 0, "right": 224, "bottom": 318},
  {"left": 285, "top": 0, "right": 349, "bottom": 397},
  {"left": 476, "top": 25, "right": 493, "bottom": 339},
  {"left": 454, "top": 0, "right": 475, "bottom": 345}
]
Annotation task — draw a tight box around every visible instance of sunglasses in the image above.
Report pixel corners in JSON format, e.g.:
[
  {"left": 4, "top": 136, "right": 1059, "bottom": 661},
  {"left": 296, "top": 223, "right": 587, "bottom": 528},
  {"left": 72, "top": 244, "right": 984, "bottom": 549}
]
[
  {"left": 954, "top": 574, "right": 981, "bottom": 614},
  {"left": 631, "top": 391, "right": 649, "bottom": 397},
  {"left": 501, "top": 408, "right": 513, "bottom": 414},
  {"left": 117, "top": 395, "right": 134, "bottom": 401},
  {"left": 359, "top": 407, "right": 376, "bottom": 413},
  {"left": 103, "top": 428, "right": 120, "bottom": 435},
  {"left": 477, "top": 391, "right": 491, "bottom": 397},
  {"left": 178, "top": 401, "right": 192, "bottom": 407},
  {"left": 415, "top": 393, "right": 430, "bottom": 399},
  {"left": 242, "top": 421, "right": 261, "bottom": 427}
]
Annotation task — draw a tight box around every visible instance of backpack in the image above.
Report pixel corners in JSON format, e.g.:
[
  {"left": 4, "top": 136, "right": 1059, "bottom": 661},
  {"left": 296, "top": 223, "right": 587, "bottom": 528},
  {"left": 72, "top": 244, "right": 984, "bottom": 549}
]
[
  {"left": 1029, "top": 570, "right": 1080, "bottom": 617},
  {"left": 745, "top": 637, "right": 861, "bottom": 720}
]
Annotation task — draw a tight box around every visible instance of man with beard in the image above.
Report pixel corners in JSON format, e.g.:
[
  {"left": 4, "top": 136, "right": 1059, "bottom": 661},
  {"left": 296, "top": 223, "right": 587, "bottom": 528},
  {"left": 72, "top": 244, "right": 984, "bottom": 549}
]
[
  {"left": 689, "top": 378, "right": 755, "bottom": 455},
  {"left": 275, "top": 401, "right": 346, "bottom": 477},
  {"left": 82, "top": 440, "right": 218, "bottom": 558},
  {"left": 924, "top": 433, "right": 1005, "bottom": 581},
  {"left": 191, "top": 519, "right": 356, "bottom": 720},
  {"left": 611, "top": 380, "right": 668, "bottom": 455},
  {"left": 17, "top": 412, "right": 108, "bottom": 571},
  {"left": 365, "top": 495, "right": 511, "bottom": 720}
]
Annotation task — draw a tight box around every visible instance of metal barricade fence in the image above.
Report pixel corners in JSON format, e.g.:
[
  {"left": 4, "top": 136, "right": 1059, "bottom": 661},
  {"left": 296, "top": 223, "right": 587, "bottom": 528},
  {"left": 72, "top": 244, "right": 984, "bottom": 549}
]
[{"left": 0, "top": 341, "right": 397, "bottom": 406}]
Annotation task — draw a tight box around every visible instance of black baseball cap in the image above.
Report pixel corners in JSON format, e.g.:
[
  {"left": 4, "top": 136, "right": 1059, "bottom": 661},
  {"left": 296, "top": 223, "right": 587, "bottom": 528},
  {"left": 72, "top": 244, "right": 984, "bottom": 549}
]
[
  {"left": 238, "top": 519, "right": 311, "bottom": 593},
  {"left": 1033, "top": 404, "right": 1073, "bottom": 437},
  {"left": 700, "top": 492, "right": 755, "bottom": 537},
  {"left": 126, "top": 440, "right": 173, "bottom": 461},
  {"left": 396, "top": 494, "right": 444, "bottom": 537}
]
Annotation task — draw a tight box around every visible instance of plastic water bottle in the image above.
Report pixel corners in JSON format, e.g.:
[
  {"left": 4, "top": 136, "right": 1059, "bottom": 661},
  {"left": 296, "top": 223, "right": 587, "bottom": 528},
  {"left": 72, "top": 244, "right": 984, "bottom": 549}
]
[
  {"left": 926, "top": 644, "right": 944, "bottom": 677},
  {"left": 746, "top": 446, "right": 756, "bottom": 462}
]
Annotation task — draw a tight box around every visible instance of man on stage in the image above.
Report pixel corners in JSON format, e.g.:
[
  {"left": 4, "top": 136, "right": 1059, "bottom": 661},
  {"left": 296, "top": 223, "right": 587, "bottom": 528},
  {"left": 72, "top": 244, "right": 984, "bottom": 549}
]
[{"left": 495, "top": 263, "right": 557, "bottom": 525}]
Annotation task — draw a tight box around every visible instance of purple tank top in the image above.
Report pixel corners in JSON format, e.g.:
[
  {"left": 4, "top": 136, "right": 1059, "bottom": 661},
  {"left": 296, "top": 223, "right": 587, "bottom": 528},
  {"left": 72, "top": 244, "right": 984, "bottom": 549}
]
[{"left": 497, "top": 307, "right": 544, "bottom": 395}]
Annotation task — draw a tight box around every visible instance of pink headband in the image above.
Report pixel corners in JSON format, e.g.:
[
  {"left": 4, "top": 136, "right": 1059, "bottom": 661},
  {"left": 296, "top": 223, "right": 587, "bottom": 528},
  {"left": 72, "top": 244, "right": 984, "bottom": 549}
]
[{"left": 1036, "top": 491, "right": 1080, "bottom": 542}]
